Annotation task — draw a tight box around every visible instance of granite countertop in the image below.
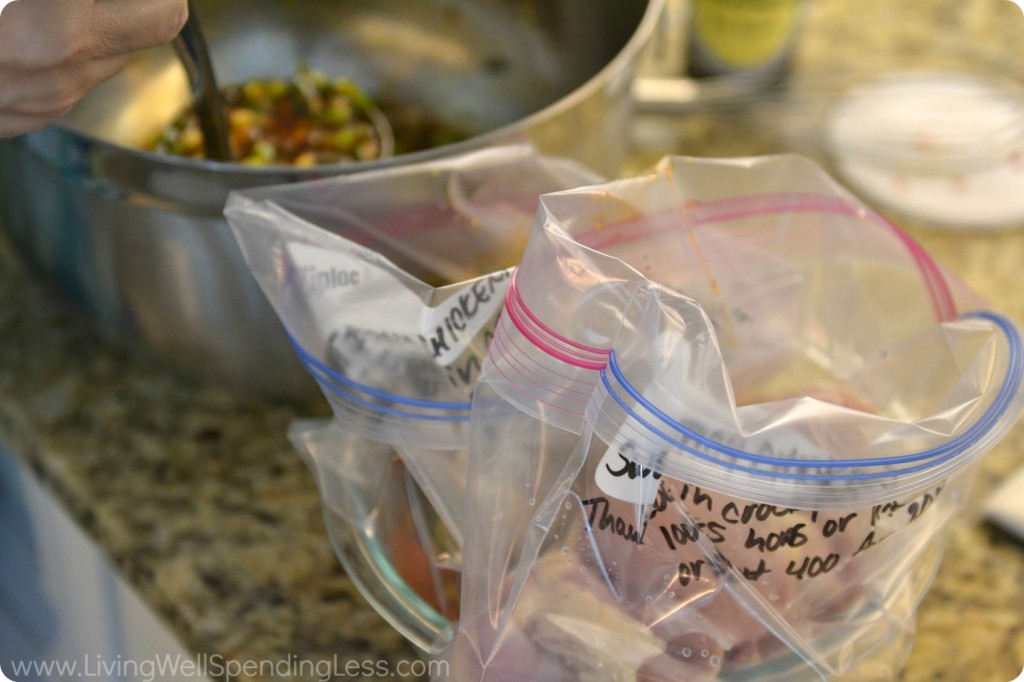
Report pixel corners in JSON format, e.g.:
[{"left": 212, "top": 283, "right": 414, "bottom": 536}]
[
  {"left": 2, "top": 0, "right": 1024, "bottom": 681},
  {"left": 0, "top": 230, "right": 420, "bottom": 680}
]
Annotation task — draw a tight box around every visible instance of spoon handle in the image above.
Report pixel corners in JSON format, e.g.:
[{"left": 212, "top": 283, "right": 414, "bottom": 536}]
[{"left": 172, "top": 2, "right": 232, "bottom": 161}]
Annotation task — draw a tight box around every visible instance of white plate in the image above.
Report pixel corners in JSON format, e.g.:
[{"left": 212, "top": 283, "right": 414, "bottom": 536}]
[{"left": 827, "top": 71, "right": 1024, "bottom": 229}]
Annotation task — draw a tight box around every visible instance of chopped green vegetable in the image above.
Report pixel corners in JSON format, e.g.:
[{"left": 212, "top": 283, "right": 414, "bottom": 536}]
[
  {"left": 151, "top": 66, "right": 384, "bottom": 165},
  {"left": 150, "top": 65, "right": 472, "bottom": 166}
]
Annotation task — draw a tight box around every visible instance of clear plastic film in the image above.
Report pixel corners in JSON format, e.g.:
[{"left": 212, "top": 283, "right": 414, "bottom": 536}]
[
  {"left": 450, "top": 155, "right": 1023, "bottom": 680},
  {"left": 289, "top": 420, "right": 461, "bottom": 652},
  {"left": 224, "top": 146, "right": 604, "bottom": 653},
  {"left": 225, "top": 145, "right": 603, "bottom": 449},
  {"left": 595, "top": 299, "right": 1023, "bottom": 509},
  {"left": 453, "top": 281, "right": 1023, "bottom": 681},
  {"left": 486, "top": 154, "right": 974, "bottom": 432}
]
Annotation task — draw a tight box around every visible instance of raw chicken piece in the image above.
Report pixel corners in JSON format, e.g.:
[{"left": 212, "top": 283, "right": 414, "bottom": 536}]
[{"left": 454, "top": 547, "right": 676, "bottom": 681}]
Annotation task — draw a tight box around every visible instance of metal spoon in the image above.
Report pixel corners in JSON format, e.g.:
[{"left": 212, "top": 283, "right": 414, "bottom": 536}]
[
  {"left": 171, "top": 3, "right": 394, "bottom": 163},
  {"left": 172, "top": 2, "right": 232, "bottom": 161}
]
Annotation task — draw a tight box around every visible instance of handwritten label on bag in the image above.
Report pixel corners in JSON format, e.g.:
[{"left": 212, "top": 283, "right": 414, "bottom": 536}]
[
  {"left": 587, "top": 445, "right": 947, "bottom": 590},
  {"left": 418, "top": 270, "right": 512, "bottom": 366},
  {"left": 595, "top": 443, "right": 663, "bottom": 506},
  {"left": 287, "top": 242, "right": 510, "bottom": 378}
]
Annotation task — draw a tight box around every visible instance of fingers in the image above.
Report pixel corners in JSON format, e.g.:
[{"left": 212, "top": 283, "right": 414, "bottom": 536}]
[
  {"left": 0, "top": 0, "right": 188, "bottom": 62},
  {"left": 90, "top": 0, "right": 189, "bottom": 56},
  {"left": 0, "top": 111, "right": 57, "bottom": 138},
  {"left": 0, "top": 0, "right": 187, "bottom": 137},
  {"left": 0, "top": 52, "right": 130, "bottom": 133}
]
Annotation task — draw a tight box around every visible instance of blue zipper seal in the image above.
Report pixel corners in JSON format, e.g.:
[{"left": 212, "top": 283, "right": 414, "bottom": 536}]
[
  {"left": 289, "top": 332, "right": 472, "bottom": 423},
  {"left": 599, "top": 311, "right": 1022, "bottom": 482}
]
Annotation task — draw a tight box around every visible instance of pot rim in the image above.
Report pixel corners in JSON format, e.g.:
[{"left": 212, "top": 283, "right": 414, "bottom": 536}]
[{"left": 45, "top": 0, "right": 665, "bottom": 177}]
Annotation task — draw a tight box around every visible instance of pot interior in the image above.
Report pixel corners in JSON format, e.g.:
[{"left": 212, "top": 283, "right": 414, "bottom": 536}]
[{"left": 64, "top": 0, "right": 651, "bottom": 151}]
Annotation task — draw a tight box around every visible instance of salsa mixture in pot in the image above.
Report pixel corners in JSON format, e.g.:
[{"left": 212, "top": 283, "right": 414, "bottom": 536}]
[{"left": 151, "top": 67, "right": 470, "bottom": 166}]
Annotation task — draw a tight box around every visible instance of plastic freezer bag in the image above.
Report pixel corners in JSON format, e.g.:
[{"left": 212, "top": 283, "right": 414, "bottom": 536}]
[
  {"left": 486, "top": 153, "right": 974, "bottom": 430},
  {"left": 289, "top": 420, "right": 461, "bottom": 642},
  {"left": 453, "top": 155, "right": 974, "bottom": 665},
  {"left": 224, "top": 146, "right": 603, "bottom": 652},
  {"left": 451, "top": 281, "right": 1023, "bottom": 681},
  {"left": 450, "top": 155, "right": 1022, "bottom": 679}
]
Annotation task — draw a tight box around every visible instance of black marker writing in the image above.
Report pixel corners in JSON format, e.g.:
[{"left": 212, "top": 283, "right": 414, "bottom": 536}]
[
  {"left": 658, "top": 519, "right": 727, "bottom": 550},
  {"left": 419, "top": 272, "right": 510, "bottom": 359},
  {"left": 741, "top": 559, "right": 772, "bottom": 582},
  {"left": 678, "top": 559, "right": 706, "bottom": 587},
  {"left": 676, "top": 484, "right": 714, "bottom": 513},
  {"left": 821, "top": 513, "right": 857, "bottom": 538},
  {"left": 605, "top": 452, "right": 663, "bottom": 481},
  {"left": 786, "top": 553, "right": 840, "bottom": 580},
  {"left": 744, "top": 523, "right": 808, "bottom": 553},
  {"left": 581, "top": 496, "right": 648, "bottom": 546},
  {"left": 721, "top": 502, "right": 799, "bottom": 525}
]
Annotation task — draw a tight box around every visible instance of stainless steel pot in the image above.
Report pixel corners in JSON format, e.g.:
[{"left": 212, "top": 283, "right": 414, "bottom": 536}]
[{"left": 0, "top": 0, "right": 663, "bottom": 401}]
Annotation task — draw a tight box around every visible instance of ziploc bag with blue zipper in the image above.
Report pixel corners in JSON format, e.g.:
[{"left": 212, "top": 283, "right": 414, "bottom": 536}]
[
  {"left": 449, "top": 154, "right": 1024, "bottom": 680},
  {"left": 223, "top": 145, "right": 603, "bottom": 653}
]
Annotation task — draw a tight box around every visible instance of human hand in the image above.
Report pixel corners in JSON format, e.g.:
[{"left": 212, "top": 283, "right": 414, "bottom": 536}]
[{"left": 0, "top": 0, "right": 188, "bottom": 137}]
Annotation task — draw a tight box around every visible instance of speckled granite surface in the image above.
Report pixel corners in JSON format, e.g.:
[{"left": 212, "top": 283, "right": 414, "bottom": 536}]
[
  {"left": 0, "top": 231, "right": 424, "bottom": 681},
  {"left": 1, "top": 0, "right": 1023, "bottom": 681}
]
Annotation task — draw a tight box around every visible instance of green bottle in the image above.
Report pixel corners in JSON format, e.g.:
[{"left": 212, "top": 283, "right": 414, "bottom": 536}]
[{"left": 686, "top": 0, "right": 807, "bottom": 84}]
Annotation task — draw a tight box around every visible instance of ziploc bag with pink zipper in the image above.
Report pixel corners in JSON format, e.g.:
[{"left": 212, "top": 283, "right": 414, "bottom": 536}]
[
  {"left": 449, "top": 154, "right": 1023, "bottom": 680},
  {"left": 224, "top": 146, "right": 603, "bottom": 653}
]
